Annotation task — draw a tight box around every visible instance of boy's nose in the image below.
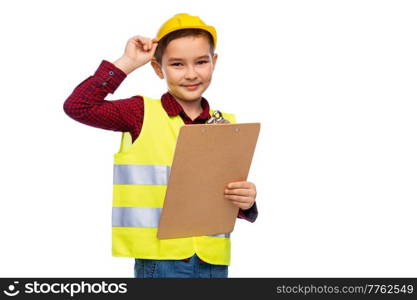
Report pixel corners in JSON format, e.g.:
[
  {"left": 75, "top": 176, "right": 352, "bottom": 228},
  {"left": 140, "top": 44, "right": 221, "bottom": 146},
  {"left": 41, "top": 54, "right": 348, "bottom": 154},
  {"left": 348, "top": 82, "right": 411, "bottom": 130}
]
[{"left": 184, "top": 67, "right": 198, "bottom": 79}]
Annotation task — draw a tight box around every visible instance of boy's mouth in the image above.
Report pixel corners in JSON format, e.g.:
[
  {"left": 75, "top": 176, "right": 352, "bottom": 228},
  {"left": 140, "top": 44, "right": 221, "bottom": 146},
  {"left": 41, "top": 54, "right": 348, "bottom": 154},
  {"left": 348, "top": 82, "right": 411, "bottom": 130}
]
[{"left": 182, "top": 83, "right": 201, "bottom": 90}]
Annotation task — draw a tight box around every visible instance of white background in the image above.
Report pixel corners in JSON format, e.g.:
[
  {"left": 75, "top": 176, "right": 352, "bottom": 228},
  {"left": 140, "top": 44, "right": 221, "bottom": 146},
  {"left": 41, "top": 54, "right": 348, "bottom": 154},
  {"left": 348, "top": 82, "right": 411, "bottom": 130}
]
[{"left": 0, "top": 0, "right": 416, "bottom": 277}]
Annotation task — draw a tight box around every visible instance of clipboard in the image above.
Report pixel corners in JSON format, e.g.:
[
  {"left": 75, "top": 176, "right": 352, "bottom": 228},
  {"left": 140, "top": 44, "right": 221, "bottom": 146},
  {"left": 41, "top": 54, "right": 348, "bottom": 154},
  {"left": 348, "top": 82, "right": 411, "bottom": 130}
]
[{"left": 157, "top": 122, "right": 261, "bottom": 239}]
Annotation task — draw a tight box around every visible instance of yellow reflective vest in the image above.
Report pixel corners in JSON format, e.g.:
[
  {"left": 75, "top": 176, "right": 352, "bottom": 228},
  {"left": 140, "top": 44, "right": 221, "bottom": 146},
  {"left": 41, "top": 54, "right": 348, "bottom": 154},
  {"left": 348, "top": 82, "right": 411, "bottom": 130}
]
[{"left": 112, "top": 95, "right": 236, "bottom": 265}]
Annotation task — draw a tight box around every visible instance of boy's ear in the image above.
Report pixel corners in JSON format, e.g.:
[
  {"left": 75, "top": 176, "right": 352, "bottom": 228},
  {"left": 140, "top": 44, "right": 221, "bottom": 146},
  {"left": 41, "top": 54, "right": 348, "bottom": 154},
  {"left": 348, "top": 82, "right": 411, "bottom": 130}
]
[
  {"left": 212, "top": 53, "right": 218, "bottom": 70},
  {"left": 151, "top": 58, "right": 164, "bottom": 79}
]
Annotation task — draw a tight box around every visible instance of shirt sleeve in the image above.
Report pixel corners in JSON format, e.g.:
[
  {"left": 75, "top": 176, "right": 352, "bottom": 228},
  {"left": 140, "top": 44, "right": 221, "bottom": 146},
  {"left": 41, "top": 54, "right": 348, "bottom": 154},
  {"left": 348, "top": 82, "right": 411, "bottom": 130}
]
[
  {"left": 63, "top": 60, "right": 144, "bottom": 134},
  {"left": 237, "top": 201, "right": 258, "bottom": 223}
]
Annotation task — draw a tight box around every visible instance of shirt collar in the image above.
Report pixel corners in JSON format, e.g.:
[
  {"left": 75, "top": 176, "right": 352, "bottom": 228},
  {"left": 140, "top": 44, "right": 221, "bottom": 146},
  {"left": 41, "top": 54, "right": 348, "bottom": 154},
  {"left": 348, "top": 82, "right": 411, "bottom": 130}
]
[{"left": 161, "top": 91, "right": 211, "bottom": 121}]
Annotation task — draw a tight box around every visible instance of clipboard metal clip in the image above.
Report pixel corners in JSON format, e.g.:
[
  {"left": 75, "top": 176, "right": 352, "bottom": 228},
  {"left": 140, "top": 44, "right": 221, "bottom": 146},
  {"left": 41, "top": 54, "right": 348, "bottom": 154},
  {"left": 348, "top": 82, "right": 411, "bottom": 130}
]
[{"left": 206, "top": 110, "right": 230, "bottom": 124}]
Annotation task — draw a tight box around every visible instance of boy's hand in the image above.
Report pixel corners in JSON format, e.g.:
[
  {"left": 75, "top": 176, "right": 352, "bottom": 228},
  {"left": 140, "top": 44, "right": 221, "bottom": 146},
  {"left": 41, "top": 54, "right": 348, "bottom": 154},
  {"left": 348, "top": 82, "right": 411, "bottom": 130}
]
[
  {"left": 224, "top": 181, "right": 257, "bottom": 210},
  {"left": 113, "top": 35, "right": 158, "bottom": 75}
]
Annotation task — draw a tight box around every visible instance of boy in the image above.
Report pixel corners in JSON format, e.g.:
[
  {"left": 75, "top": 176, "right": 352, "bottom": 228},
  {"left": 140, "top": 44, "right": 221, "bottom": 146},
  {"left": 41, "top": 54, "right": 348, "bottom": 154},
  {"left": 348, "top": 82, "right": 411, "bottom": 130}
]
[{"left": 63, "top": 13, "right": 258, "bottom": 278}]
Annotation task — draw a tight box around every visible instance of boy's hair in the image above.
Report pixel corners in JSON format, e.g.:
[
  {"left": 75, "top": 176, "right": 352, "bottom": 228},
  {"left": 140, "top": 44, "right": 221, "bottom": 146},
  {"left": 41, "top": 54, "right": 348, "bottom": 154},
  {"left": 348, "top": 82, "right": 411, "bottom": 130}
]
[{"left": 154, "top": 28, "right": 215, "bottom": 65}]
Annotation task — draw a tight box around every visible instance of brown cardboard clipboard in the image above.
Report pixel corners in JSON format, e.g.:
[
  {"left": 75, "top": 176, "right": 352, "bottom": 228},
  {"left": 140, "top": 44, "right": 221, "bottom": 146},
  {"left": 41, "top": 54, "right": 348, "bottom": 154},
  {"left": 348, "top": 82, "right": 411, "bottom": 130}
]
[{"left": 157, "top": 122, "right": 261, "bottom": 239}]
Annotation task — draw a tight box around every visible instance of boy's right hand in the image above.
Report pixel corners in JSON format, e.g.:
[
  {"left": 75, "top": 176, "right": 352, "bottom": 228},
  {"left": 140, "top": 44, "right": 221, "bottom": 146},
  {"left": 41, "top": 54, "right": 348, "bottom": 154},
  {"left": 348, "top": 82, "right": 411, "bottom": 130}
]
[{"left": 113, "top": 35, "right": 158, "bottom": 75}]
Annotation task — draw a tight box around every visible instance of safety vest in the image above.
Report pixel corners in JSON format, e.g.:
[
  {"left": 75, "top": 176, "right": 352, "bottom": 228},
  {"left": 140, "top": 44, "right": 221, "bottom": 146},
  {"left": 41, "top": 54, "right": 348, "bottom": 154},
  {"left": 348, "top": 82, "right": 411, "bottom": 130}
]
[{"left": 112, "top": 95, "right": 236, "bottom": 265}]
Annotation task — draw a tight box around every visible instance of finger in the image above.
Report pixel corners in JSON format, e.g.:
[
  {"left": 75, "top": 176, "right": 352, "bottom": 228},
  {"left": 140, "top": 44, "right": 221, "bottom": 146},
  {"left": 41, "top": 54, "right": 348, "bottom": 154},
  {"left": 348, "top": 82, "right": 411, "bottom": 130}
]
[
  {"left": 150, "top": 38, "right": 159, "bottom": 51},
  {"left": 230, "top": 201, "right": 251, "bottom": 210},
  {"left": 230, "top": 201, "right": 243, "bottom": 208},
  {"left": 224, "top": 188, "right": 256, "bottom": 197},
  {"left": 142, "top": 40, "right": 150, "bottom": 51},
  {"left": 226, "top": 181, "right": 254, "bottom": 190},
  {"left": 224, "top": 194, "right": 251, "bottom": 203},
  {"left": 133, "top": 38, "right": 145, "bottom": 49},
  {"left": 132, "top": 35, "right": 145, "bottom": 44},
  {"left": 150, "top": 42, "right": 158, "bottom": 55},
  {"left": 145, "top": 38, "right": 156, "bottom": 51},
  {"left": 143, "top": 39, "right": 152, "bottom": 51},
  {"left": 133, "top": 36, "right": 149, "bottom": 49}
]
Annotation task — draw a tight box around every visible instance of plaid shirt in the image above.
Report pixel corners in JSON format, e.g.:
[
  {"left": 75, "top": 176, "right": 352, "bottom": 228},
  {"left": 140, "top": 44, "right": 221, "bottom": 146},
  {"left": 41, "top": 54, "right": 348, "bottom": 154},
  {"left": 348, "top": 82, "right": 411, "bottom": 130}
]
[{"left": 63, "top": 59, "right": 258, "bottom": 227}]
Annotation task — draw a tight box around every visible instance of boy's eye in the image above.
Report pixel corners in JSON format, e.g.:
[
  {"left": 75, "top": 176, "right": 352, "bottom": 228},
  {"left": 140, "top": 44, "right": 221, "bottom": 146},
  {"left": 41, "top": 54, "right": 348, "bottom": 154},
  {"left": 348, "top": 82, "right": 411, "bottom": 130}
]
[{"left": 170, "top": 61, "right": 208, "bottom": 66}]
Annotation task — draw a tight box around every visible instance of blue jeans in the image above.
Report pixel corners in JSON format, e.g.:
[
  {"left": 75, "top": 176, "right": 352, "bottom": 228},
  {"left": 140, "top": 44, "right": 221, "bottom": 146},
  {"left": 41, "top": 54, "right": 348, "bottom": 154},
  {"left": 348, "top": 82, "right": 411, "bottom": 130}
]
[{"left": 134, "top": 254, "right": 228, "bottom": 278}]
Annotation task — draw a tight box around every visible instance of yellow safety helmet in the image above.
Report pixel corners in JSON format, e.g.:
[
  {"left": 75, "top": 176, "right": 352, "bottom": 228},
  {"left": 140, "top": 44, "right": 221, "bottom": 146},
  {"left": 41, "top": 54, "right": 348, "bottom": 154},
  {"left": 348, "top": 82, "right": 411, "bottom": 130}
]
[{"left": 156, "top": 13, "right": 217, "bottom": 49}]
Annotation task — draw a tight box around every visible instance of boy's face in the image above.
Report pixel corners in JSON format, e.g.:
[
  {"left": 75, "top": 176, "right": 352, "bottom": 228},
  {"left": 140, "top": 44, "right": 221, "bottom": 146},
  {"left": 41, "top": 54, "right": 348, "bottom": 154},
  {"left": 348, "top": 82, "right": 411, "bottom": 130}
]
[{"left": 151, "top": 35, "right": 217, "bottom": 103}]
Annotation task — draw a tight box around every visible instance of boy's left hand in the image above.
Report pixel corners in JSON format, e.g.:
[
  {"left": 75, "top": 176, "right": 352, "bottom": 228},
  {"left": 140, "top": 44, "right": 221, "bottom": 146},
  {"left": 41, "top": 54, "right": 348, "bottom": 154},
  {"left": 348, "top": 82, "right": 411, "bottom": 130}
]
[{"left": 224, "top": 181, "right": 257, "bottom": 210}]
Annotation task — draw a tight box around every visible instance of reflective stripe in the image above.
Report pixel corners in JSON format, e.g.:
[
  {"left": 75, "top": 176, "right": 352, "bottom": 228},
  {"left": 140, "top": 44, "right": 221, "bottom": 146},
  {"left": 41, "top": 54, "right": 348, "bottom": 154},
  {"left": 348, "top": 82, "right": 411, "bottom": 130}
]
[
  {"left": 210, "top": 233, "right": 231, "bottom": 238},
  {"left": 112, "top": 206, "right": 230, "bottom": 238},
  {"left": 112, "top": 207, "right": 162, "bottom": 228},
  {"left": 113, "top": 164, "right": 170, "bottom": 185}
]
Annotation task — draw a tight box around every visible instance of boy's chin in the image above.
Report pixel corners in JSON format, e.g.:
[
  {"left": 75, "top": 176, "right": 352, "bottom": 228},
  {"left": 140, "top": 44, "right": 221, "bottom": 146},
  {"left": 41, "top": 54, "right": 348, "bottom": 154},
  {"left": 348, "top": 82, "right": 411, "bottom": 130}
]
[
  {"left": 182, "top": 95, "right": 202, "bottom": 101},
  {"left": 172, "top": 91, "right": 204, "bottom": 102}
]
